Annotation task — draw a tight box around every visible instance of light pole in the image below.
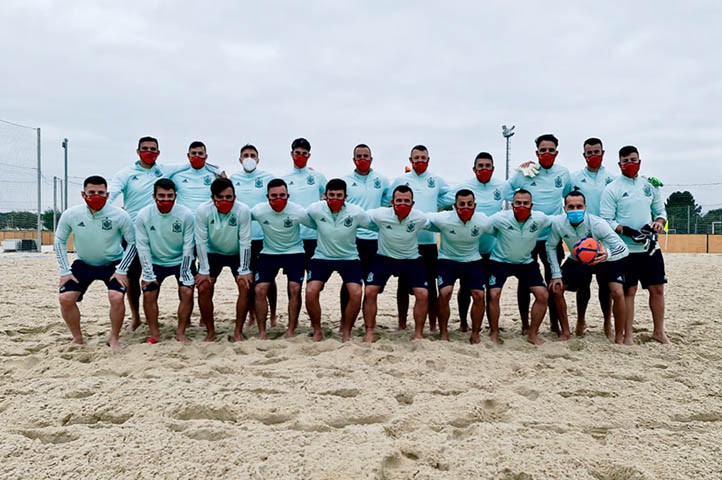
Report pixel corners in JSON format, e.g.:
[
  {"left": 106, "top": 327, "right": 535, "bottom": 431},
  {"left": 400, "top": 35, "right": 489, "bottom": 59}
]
[
  {"left": 502, "top": 125, "right": 515, "bottom": 180},
  {"left": 62, "top": 138, "right": 68, "bottom": 211}
]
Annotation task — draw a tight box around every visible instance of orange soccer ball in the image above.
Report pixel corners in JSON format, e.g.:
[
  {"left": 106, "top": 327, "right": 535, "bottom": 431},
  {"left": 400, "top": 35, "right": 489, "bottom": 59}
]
[{"left": 572, "top": 237, "right": 601, "bottom": 265}]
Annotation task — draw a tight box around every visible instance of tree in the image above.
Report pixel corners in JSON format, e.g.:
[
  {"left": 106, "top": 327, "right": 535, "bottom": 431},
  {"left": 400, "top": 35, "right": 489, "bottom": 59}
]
[
  {"left": 42, "top": 209, "right": 62, "bottom": 230},
  {"left": 665, "top": 191, "right": 702, "bottom": 234}
]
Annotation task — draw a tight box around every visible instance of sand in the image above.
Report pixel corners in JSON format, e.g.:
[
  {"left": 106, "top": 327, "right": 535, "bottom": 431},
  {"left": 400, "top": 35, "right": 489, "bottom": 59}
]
[{"left": 1, "top": 253, "right": 721, "bottom": 479}]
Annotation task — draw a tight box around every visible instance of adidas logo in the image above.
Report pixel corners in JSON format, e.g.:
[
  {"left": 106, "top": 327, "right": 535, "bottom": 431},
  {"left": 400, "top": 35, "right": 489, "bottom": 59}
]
[
  {"left": 385, "top": 225, "right": 392, "bottom": 229},
  {"left": 210, "top": 220, "right": 215, "bottom": 224},
  {"left": 263, "top": 220, "right": 270, "bottom": 225},
  {"left": 150, "top": 226, "right": 156, "bottom": 231},
  {"left": 507, "top": 226, "right": 514, "bottom": 230},
  {"left": 321, "top": 218, "right": 327, "bottom": 222},
  {"left": 581, "top": 179, "right": 587, "bottom": 183},
  {"left": 449, "top": 230, "right": 456, "bottom": 234},
  {"left": 622, "top": 192, "right": 629, "bottom": 197},
  {"left": 289, "top": 181, "right": 295, "bottom": 185},
  {"left": 530, "top": 181, "right": 537, "bottom": 186},
  {"left": 77, "top": 221, "right": 86, "bottom": 227},
  {"left": 352, "top": 182, "right": 358, "bottom": 187},
  {"left": 182, "top": 179, "right": 188, "bottom": 183}
]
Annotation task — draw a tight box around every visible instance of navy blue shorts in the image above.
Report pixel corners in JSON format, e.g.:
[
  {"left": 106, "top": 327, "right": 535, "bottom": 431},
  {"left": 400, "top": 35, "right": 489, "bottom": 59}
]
[
  {"left": 59, "top": 260, "right": 125, "bottom": 301},
  {"left": 308, "top": 259, "right": 363, "bottom": 284},
  {"left": 561, "top": 257, "right": 625, "bottom": 292},
  {"left": 255, "top": 253, "right": 305, "bottom": 284},
  {"left": 366, "top": 255, "right": 428, "bottom": 289},
  {"left": 208, "top": 253, "right": 240, "bottom": 279},
  {"left": 487, "top": 260, "right": 545, "bottom": 290},
  {"left": 623, "top": 250, "right": 667, "bottom": 289},
  {"left": 437, "top": 258, "right": 486, "bottom": 291},
  {"left": 142, "top": 263, "right": 197, "bottom": 292}
]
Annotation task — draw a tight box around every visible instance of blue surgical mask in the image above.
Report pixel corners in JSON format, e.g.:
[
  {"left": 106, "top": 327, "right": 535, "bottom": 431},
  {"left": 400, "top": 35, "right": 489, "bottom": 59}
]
[{"left": 566, "top": 210, "right": 585, "bottom": 224}]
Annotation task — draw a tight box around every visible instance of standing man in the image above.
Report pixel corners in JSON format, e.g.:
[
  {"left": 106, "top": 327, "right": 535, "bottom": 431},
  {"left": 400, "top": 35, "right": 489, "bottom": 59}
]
[
  {"left": 486, "top": 189, "right": 552, "bottom": 345},
  {"left": 229, "top": 144, "right": 278, "bottom": 327},
  {"left": 251, "top": 179, "right": 312, "bottom": 339},
  {"left": 341, "top": 143, "right": 390, "bottom": 328},
  {"left": 600, "top": 145, "right": 669, "bottom": 344},
  {"left": 171, "top": 141, "right": 222, "bottom": 213},
  {"left": 426, "top": 189, "right": 490, "bottom": 343},
  {"left": 444, "top": 152, "right": 505, "bottom": 331},
  {"left": 55, "top": 175, "right": 136, "bottom": 351},
  {"left": 135, "top": 179, "right": 195, "bottom": 343},
  {"left": 194, "top": 178, "right": 253, "bottom": 342},
  {"left": 363, "top": 185, "right": 429, "bottom": 342},
  {"left": 569, "top": 138, "right": 618, "bottom": 337},
  {"left": 547, "top": 190, "right": 630, "bottom": 344},
  {"left": 391, "top": 145, "right": 452, "bottom": 331},
  {"left": 505, "top": 134, "right": 572, "bottom": 333},
  {"left": 305, "top": 179, "right": 371, "bottom": 342},
  {"left": 109, "top": 136, "right": 166, "bottom": 331}
]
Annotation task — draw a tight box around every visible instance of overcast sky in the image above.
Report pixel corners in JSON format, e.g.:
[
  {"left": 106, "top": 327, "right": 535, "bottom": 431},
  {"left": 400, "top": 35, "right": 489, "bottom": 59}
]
[{"left": 1, "top": 0, "right": 721, "bottom": 213}]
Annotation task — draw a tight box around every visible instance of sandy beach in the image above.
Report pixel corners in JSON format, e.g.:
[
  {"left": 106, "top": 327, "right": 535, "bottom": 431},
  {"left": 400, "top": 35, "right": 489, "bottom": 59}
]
[{"left": 1, "top": 252, "right": 721, "bottom": 479}]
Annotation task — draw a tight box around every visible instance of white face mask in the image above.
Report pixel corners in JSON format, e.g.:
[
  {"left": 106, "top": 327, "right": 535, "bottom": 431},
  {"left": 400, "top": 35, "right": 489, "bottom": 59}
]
[{"left": 241, "top": 157, "right": 258, "bottom": 172}]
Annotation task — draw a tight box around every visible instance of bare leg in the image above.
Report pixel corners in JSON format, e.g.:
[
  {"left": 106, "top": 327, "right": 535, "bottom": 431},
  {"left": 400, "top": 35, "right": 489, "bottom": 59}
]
[
  {"left": 286, "top": 281, "right": 302, "bottom": 338},
  {"left": 59, "top": 292, "right": 84, "bottom": 345},
  {"left": 268, "top": 280, "right": 278, "bottom": 327},
  {"left": 599, "top": 282, "right": 613, "bottom": 340},
  {"left": 457, "top": 283, "right": 471, "bottom": 332},
  {"left": 339, "top": 283, "right": 349, "bottom": 333},
  {"left": 624, "top": 285, "right": 637, "bottom": 345},
  {"left": 107, "top": 291, "right": 125, "bottom": 351},
  {"left": 527, "top": 286, "right": 549, "bottom": 345},
  {"left": 575, "top": 284, "right": 591, "bottom": 337},
  {"left": 552, "top": 286, "right": 571, "bottom": 341},
  {"left": 363, "top": 285, "right": 380, "bottom": 342},
  {"left": 127, "top": 267, "right": 142, "bottom": 331},
  {"left": 197, "top": 279, "right": 215, "bottom": 341},
  {"left": 609, "top": 283, "right": 626, "bottom": 344},
  {"left": 648, "top": 284, "right": 668, "bottom": 344},
  {"left": 412, "top": 288, "right": 429, "bottom": 340},
  {"left": 517, "top": 284, "right": 531, "bottom": 334},
  {"left": 341, "top": 283, "right": 363, "bottom": 342},
  {"left": 176, "top": 286, "right": 193, "bottom": 342},
  {"left": 396, "top": 279, "right": 409, "bottom": 330},
  {"left": 427, "top": 281, "right": 438, "bottom": 332},
  {"left": 437, "top": 286, "right": 453, "bottom": 341},
  {"left": 233, "top": 280, "right": 250, "bottom": 342},
  {"left": 254, "top": 283, "right": 270, "bottom": 339},
  {"left": 487, "top": 288, "right": 502, "bottom": 343},
  {"left": 305, "top": 280, "right": 324, "bottom": 342},
  {"left": 470, "top": 289, "right": 486, "bottom": 344},
  {"left": 143, "top": 289, "right": 161, "bottom": 340}
]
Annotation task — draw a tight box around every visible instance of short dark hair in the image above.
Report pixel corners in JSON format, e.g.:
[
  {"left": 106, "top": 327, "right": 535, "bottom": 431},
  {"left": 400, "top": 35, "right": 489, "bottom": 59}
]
[
  {"left": 241, "top": 144, "right": 258, "bottom": 155},
  {"left": 410, "top": 144, "right": 428, "bottom": 155},
  {"left": 138, "top": 136, "right": 158, "bottom": 149},
  {"left": 211, "top": 178, "right": 235, "bottom": 197},
  {"left": 565, "top": 189, "right": 586, "bottom": 204},
  {"left": 83, "top": 175, "right": 107, "bottom": 188},
  {"left": 392, "top": 184, "right": 414, "bottom": 200},
  {"left": 535, "top": 134, "right": 558, "bottom": 148},
  {"left": 188, "top": 141, "right": 206, "bottom": 151},
  {"left": 325, "top": 178, "right": 347, "bottom": 194},
  {"left": 154, "top": 178, "right": 176, "bottom": 194},
  {"left": 353, "top": 144, "right": 371, "bottom": 155},
  {"left": 513, "top": 188, "right": 532, "bottom": 200},
  {"left": 474, "top": 152, "right": 494, "bottom": 164},
  {"left": 619, "top": 145, "right": 639, "bottom": 158},
  {"left": 267, "top": 178, "right": 288, "bottom": 192},
  {"left": 583, "top": 137, "right": 603, "bottom": 149},
  {"left": 455, "top": 188, "right": 475, "bottom": 201},
  {"left": 291, "top": 138, "right": 311, "bottom": 151}
]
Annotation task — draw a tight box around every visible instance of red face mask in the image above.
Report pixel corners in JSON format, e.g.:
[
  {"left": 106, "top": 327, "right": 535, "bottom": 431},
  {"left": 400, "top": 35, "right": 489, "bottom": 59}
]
[
  {"left": 586, "top": 155, "right": 603, "bottom": 169},
  {"left": 269, "top": 198, "right": 288, "bottom": 212},
  {"left": 355, "top": 158, "right": 372, "bottom": 174},
  {"left": 293, "top": 154, "right": 308, "bottom": 169},
  {"left": 327, "top": 198, "right": 345, "bottom": 213},
  {"left": 84, "top": 194, "right": 107, "bottom": 211},
  {"left": 139, "top": 151, "right": 159, "bottom": 165},
  {"left": 412, "top": 161, "right": 428, "bottom": 175},
  {"left": 189, "top": 156, "right": 206, "bottom": 169},
  {"left": 537, "top": 152, "right": 556, "bottom": 168},
  {"left": 394, "top": 203, "right": 412, "bottom": 220},
  {"left": 475, "top": 168, "right": 493, "bottom": 183},
  {"left": 156, "top": 199, "right": 174, "bottom": 214},
  {"left": 621, "top": 162, "right": 640, "bottom": 178},
  {"left": 456, "top": 207, "right": 475, "bottom": 223},
  {"left": 513, "top": 206, "right": 532, "bottom": 222},
  {"left": 215, "top": 200, "right": 234, "bottom": 215}
]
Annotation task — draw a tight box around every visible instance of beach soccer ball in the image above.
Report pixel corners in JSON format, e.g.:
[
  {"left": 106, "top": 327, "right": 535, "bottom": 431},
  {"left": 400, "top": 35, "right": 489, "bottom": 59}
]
[{"left": 572, "top": 237, "right": 601, "bottom": 265}]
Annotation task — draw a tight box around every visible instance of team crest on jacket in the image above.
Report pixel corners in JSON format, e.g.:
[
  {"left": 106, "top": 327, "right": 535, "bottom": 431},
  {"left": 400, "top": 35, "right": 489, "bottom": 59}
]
[
  {"left": 255, "top": 178, "right": 264, "bottom": 188},
  {"left": 172, "top": 220, "right": 182, "bottom": 233},
  {"left": 101, "top": 218, "right": 112, "bottom": 231},
  {"left": 284, "top": 218, "right": 293, "bottom": 228},
  {"left": 427, "top": 177, "right": 436, "bottom": 188},
  {"left": 529, "top": 221, "right": 538, "bottom": 233},
  {"left": 343, "top": 216, "right": 353, "bottom": 227},
  {"left": 374, "top": 178, "right": 382, "bottom": 189},
  {"left": 204, "top": 175, "right": 212, "bottom": 186},
  {"left": 406, "top": 222, "right": 415, "bottom": 232},
  {"left": 229, "top": 214, "right": 238, "bottom": 226},
  {"left": 643, "top": 184, "right": 653, "bottom": 197},
  {"left": 494, "top": 189, "right": 501, "bottom": 201},
  {"left": 306, "top": 175, "right": 315, "bottom": 185},
  {"left": 555, "top": 176, "right": 562, "bottom": 188},
  {"left": 471, "top": 226, "right": 480, "bottom": 237}
]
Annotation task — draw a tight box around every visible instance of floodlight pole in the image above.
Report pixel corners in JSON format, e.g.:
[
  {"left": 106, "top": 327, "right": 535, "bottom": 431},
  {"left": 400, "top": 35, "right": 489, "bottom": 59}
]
[
  {"left": 62, "top": 138, "right": 69, "bottom": 212},
  {"left": 53, "top": 176, "right": 58, "bottom": 232},
  {"left": 36, "top": 128, "right": 42, "bottom": 251},
  {"left": 502, "top": 125, "right": 516, "bottom": 181}
]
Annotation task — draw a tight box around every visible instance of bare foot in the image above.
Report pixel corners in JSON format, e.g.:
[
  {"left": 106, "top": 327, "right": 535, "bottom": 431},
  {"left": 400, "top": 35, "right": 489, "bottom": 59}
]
[
  {"left": 651, "top": 332, "right": 670, "bottom": 344},
  {"left": 128, "top": 317, "right": 142, "bottom": 332},
  {"left": 412, "top": 333, "right": 423, "bottom": 340},
  {"left": 312, "top": 331, "right": 323, "bottom": 342},
  {"left": 488, "top": 331, "right": 499, "bottom": 344},
  {"left": 363, "top": 331, "right": 374, "bottom": 343},
  {"left": 429, "top": 323, "right": 437, "bottom": 333},
  {"left": 175, "top": 334, "right": 190, "bottom": 343},
  {"left": 614, "top": 335, "right": 624, "bottom": 345},
  {"left": 341, "top": 331, "right": 351, "bottom": 343},
  {"left": 440, "top": 332, "right": 449, "bottom": 341},
  {"left": 258, "top": 331, "right": 268, "bottom": 340},
  {"left": 470, "top": 333, "right": 481, "bottom": 344},
  {"left": 558, "top": 332, "right": 571, "bottom": 341},
  {"left": 284, "top": 330, "right": 295, "bottom": 339},
  {"left": 459, "top": 322, "right": 469, "bottom": 333},
  {"left": 575, "top": 321, "right": 586, "bottom": 337},
  {"left": 397, "top": 319, "right": 407, "bottom": 330},
  {"left": 624, "top": 335, "right": 635, "bottom": 346},
  {"left": 203, "top": 332, "right": 217, "bottom": 342},
  {"left": 107, "top": 338, "right": 121, "bottom": 352},
  {"left": 71, "top": 337, "right": 84, "bottom": 346},
  {"left": 527, "top": 334, "right": 544, "bottom": 345},
  {"left": 603, "top": 323, "right": 613, "bottom": 340},
  {"left": 521, "top": 323, "right": 530, "bottom": 336},
  {"left": 270, "top": 315, "right": 278, "bottom": 328}
]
